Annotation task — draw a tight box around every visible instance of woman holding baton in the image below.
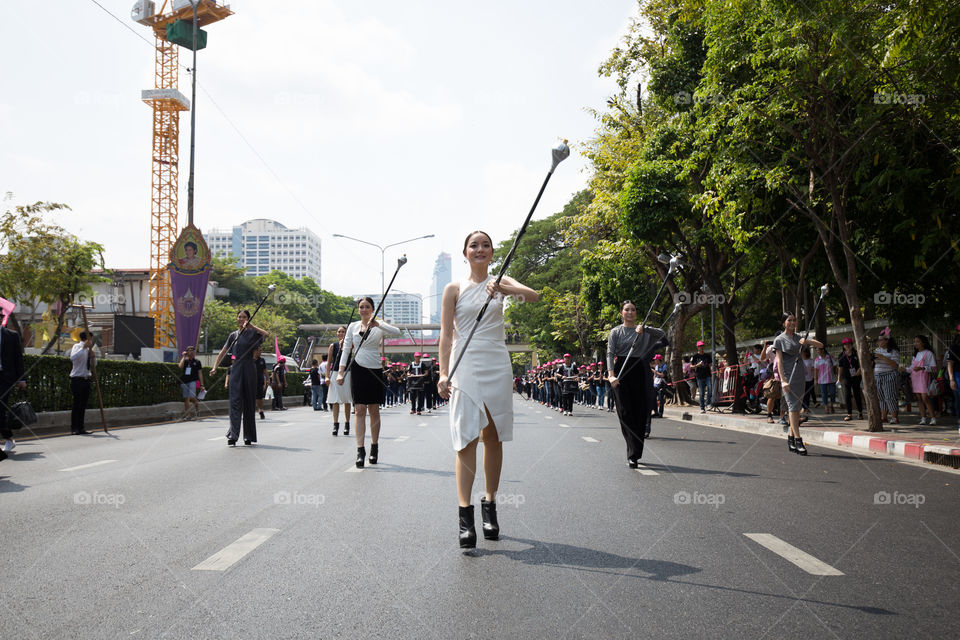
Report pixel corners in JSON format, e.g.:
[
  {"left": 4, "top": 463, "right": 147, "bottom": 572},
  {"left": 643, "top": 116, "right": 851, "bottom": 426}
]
[
  {"left": 607, "top": 301, "right": 667, "bottom": 468},
  {"left": 337, "top": 298, "right": 400, "bottom": 468},
  {"left": 212, "top": 309, "right": 270, "bottom": 446},
  {"left": 437, "top": 230, "right": 539, "bottom": 548},
  {"left": 774, "top": 312, "right": 823, "bottom": 455}
]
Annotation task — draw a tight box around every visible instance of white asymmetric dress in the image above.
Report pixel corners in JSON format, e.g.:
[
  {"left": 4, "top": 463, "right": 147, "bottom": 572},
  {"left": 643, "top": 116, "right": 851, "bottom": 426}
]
[{"left": 449, "top": 276, "right": 514, "bottom": 451}]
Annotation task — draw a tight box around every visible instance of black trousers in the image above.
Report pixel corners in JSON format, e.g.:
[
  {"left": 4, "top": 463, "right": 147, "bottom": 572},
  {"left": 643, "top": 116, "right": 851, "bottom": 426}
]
[
  {"left": 228, "top": 361, "right": 258, "bottom": 442},
  {"left": 613, "top": 356, "right": 650, "bottom": 461},
  {"left": 409, "top": 388, "right": 424, "bottom": 412},
  {"left": 70, "top": 377, "right": 91, "bottom": 434},
  {"left": 0, "top": 381, "right": 14, "bottom": 439},
  {"left": 844, "top": 376, "right": 864, "bottom": 414},
  {"left": 561, "top": 392, "right": 574, "bottom": 413}
]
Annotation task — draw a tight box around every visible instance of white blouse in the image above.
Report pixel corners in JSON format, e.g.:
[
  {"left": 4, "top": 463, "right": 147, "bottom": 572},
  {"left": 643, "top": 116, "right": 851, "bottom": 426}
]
[{"left": 338, "top": 320, "right": 400, "bottom": 370}]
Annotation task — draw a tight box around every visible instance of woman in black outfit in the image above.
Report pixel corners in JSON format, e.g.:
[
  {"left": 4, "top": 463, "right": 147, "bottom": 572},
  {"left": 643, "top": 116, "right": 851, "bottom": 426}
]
[
  {"left": 607, "top": 301, "right": 667, "bottom": 468},
  {"left": 212, "top": 310, "right": 270, "bottom": 446}
]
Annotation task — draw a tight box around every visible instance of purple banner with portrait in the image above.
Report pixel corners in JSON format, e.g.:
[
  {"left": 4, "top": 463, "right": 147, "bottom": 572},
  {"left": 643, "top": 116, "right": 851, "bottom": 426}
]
[{"left": 168, "top": 224, "right": 213, "bottom": 354}]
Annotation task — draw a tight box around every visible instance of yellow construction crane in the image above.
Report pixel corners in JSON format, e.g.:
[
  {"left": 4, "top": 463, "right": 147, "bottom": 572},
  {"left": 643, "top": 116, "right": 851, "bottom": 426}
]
[{"left": 131, "top": 0, "right": 232, "bottom": 348}]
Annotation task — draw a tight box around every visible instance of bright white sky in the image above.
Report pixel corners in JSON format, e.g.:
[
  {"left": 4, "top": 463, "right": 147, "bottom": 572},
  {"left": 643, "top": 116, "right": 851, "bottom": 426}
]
[{"left": 1, "top": 0, "right": 636, "bottom": 318}]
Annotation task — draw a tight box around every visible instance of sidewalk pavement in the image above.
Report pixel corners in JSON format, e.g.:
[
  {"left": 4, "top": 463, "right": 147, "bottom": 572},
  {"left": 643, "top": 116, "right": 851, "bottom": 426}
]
[{"left": 660, "top": 403, "right": 960, "bottom": 470}]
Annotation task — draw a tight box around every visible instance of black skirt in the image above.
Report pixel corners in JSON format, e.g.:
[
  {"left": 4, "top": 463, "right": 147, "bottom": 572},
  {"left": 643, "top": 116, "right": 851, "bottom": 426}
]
[{"left": 351, "top": 362, "right": 385, "bottom": 405}]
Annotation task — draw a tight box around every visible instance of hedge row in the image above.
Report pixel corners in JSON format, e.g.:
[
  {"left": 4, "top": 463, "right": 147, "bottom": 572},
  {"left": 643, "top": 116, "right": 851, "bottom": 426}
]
[{"left": 17, "top": 355, "right": 306, "bottom": 413}]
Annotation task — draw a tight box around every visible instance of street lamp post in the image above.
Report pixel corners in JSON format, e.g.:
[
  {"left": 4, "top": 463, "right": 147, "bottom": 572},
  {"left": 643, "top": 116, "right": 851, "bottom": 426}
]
[{"left": 332, "top": 233, "right": 435, "bottom": 319}]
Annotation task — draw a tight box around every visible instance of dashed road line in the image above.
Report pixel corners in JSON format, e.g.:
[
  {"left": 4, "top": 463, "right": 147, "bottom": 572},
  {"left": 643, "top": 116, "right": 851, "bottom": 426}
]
[
  {"left": 636, "top": 465, "right": 659, "bottom": 476},
  {"left": 744, "top": 533, "right": 844, "bottom": 576},
  {"left": 345, "top": 465, "right": 362, "bottom": 473},
  {"left": 395, "top": 436, "right": 410, "bottom": 442},
  {"left": 59, "top": 460, "right": 118, "bottom": 472},
  {"left": 192, "top": 528, "right": 280, "bottom": 571},
  {"left": 559, "top": 423, "right": 571, "bottom": 428},
  {"left": 581, "top": 436, "right": 599, "bottom": 443}
]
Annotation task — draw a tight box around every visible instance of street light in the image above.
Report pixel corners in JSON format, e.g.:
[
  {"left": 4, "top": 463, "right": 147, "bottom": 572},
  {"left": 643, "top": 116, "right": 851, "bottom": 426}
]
[{"left": 332, "top": 233, "right": 435, "bottom": 319}]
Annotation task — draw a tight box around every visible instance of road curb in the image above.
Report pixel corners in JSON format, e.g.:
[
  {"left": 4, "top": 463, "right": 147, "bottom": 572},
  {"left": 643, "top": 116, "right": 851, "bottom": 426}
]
[{"left": 664, "top": 407, "right": 960, "bottom": 469}]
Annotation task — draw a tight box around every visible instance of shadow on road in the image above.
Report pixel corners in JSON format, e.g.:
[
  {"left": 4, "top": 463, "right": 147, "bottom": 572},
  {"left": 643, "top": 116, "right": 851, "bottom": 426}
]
[
  {"left": 373, "top": 463, "right": 454, "bottom": 478},
  {"left": 474, "top": 535, "right": 701, "bottom": 581}
]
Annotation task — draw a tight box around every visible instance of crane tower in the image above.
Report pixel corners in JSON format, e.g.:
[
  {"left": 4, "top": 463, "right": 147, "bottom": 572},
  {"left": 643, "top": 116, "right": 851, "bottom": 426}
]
[{"left": 131, "top": 0, "right": 232, "bottom": 347}]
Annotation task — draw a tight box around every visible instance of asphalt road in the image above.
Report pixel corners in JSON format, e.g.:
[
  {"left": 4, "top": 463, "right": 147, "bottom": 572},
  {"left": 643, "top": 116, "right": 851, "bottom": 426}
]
[{"left": 1, "top": 396, "right": 958, "bottom": 639}]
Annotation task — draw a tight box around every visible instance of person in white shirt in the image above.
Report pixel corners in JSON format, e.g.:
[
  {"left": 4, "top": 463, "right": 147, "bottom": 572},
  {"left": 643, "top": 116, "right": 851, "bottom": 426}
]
[
  {"left": 69, "top": 331, "right": 96, "bottom": 435},
  {"left": 337, "top": 297, "right": 400, "bottom": 468}
]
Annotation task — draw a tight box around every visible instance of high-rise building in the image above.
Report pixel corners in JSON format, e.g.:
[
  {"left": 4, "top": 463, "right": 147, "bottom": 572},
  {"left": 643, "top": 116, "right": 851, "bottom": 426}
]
[
  {"left": 358, "top": 292, "right": 422, "bottom": 326},
  {"left": 430, "top": 252, "right": 452, "bottom": 325},
  {"left": 206, "top": 218, "right": 321, "bottom": 283}
]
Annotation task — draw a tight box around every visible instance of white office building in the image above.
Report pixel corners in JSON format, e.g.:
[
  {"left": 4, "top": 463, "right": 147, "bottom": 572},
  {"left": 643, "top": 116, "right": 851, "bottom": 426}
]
[
  {"left": 206, "top": 218, "right": 322, "bottom": 283},
  {"left": 358, "top": 292, "right": 422, "bottom": 326}
]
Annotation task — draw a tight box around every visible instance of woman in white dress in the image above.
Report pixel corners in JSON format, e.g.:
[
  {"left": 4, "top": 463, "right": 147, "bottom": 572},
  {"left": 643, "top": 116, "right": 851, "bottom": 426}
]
[
  {"left": 337, "top": 297, "right": 400, "bottom": 468},
  {"left": 437, "top": 231, "right": 539, "bottom": 549},
  {"left": 327, "top": 326, "right": 352, "bottom": 436}
]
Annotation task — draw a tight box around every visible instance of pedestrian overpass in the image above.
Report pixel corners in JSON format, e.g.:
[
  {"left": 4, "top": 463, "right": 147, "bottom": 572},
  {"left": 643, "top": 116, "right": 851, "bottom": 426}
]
[{"left": 297, "top": 323, "right": 533, "bottom": 355}]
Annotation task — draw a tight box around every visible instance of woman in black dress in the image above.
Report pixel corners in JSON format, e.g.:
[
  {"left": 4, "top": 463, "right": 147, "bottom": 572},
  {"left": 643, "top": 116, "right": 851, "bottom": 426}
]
[
  {"left": 212, "top": 310, "right": 270, "bottom": 446},
  {"left": 607, "top": 301, "right": 667, "bottom": 467}
]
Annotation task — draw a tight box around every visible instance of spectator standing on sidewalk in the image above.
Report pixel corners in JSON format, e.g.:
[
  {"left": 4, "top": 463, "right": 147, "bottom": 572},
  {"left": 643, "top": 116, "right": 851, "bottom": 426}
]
[
  {"left": 910, "top": 335, "right": 938, "bottom": 425},
  {"left": 872, "top": 328, "right": 901, "bottom": 424},
  {"left": 327, "top": 326, "right": 352, "bottom": 436},
  {"left": 946, "top": 324, "right": 960, "bottom": 432},
  {"left": 837, "top": 338, "right": 864, "bottom": 421},
  {"left": 0, "top": 324, "right": 27, "bottom": 457},
  {"left": 691, "top": 341, "right": 712, "bottom": 413},
  {"left": 319, "top": 354, "right": 330, "bottom": 411},
  {"left": 178, "top": 346, "right": 205, "bottom": 420},
  {"left": 801, "top": 347, "right": 815, "bottom": 419},
  {"left": 308, "top": 359, "right": 323, "bottom": 411},
  {"left": 774, "top": 312, "right": 823, "bottom": 456},
  {"left": 272, "top": 358, "right": 288, "bottom": 411},
  {"left": 69, "top": 331, "right": 96, "bottom": 436},
  {"left": 253, "top": 347, "right": 267, "bottom": 420},
  {"left": 814, "top": 347, "right": 837, "bottom": 414}
]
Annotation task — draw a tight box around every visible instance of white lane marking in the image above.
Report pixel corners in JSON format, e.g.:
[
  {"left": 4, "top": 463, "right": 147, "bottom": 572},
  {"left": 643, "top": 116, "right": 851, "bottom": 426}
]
[
  {"left": 636, "top": 465, "right": 659, "bottom": 476},
  {"left": 395, "top": 436, "right": 410, "bottom": 442},
  {"left": 207, "top": 436, "right": 225, "bottom": 441},
  {"left": 345, "top": 465, "right": 362, "bottom": 473},
  {"left": 59, "top": 460, "right": 117, "bottom": 472},
  {"left": 545, "top": 416, "right": 554, "bottom": 420},
  {"left": 744, "top": 533, "right": 844, "bottom": 576},
  {"left": 581, "top": 436, "right": 599, "bottom": 443},
  {"left": 192, "top": 528, "right": 280, "bottom": 571},
  {"left": 417, "top": 422, "right": 428, "bottom": 427},
  {"left": 559, "top": 423, "right": 571, "bottom": 428}
]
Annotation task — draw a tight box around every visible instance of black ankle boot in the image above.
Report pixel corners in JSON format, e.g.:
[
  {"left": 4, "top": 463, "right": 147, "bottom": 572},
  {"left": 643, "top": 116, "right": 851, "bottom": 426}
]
[
  {"left": 332, "top": 422, "right": 339, "bottom": 436},
  {"left": 787, "top": 435, "right": 797, "bottom": 452},
  {"left": 480, "top": 498, "right": 499, "bottom": 540},
  {"left": 459, "top": 505, "right": 477, "bottom": 548},
  {"left": 795, "top": 437, "right": 808, "bottom": 455},
  {"left": 356, "top": 446, "right": 365, "bottom": 468},
  {"left": 344, "top": 422, "right": 350, "bottom": 436},
  {"left": 369, "top": 443, "right": 378, "bottom": 464}
]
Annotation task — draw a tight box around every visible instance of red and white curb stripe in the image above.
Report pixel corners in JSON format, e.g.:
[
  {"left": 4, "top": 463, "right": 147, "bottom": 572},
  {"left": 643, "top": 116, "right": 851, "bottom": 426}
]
[{"left": 820, "top": 431, "right": 960, "bottom": 461}]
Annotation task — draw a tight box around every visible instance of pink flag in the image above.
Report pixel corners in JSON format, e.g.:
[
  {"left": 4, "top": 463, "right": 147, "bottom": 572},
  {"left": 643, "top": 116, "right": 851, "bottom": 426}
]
[
  {"left": 0, "top": 296, "right": 15, "bottom": 327},
  {"left": 275, "top": 336, "right": 281, "bottom": 360}
]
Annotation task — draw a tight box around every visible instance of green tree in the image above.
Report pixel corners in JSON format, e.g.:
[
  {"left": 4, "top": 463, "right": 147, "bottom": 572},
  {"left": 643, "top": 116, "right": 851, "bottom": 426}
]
[{"left": 0, "top": 202, "right": 106, "bottom": 353}]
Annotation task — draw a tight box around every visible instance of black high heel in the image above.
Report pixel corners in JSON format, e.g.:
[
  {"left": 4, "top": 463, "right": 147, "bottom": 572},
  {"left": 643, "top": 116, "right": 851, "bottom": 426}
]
[
  {"left": 787, "top": 435, "right": 797, "bottom": 452},
  {"left": 227, "top": 438, "right": 236, "bottom": 447},
  {"left": 795, "top": 437, "right": 808, "bottom": 455},
  {"left": 356, "top": 446, "right": 365, "bottom": 468},
  {"left": 368, "top": 443, "right": 378, "bottom": 465},
  {"left": 344, "top": 422, "right": 350, "bottom": 436},
  {"left": 459, "top": 505, "right": 477, "bottom": 548},
  {"left": 480, "top": 498, "right": 499, "bottom": 540},
  {"left": 332, "top": 422, "right": 339, "bottom": 436}
]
